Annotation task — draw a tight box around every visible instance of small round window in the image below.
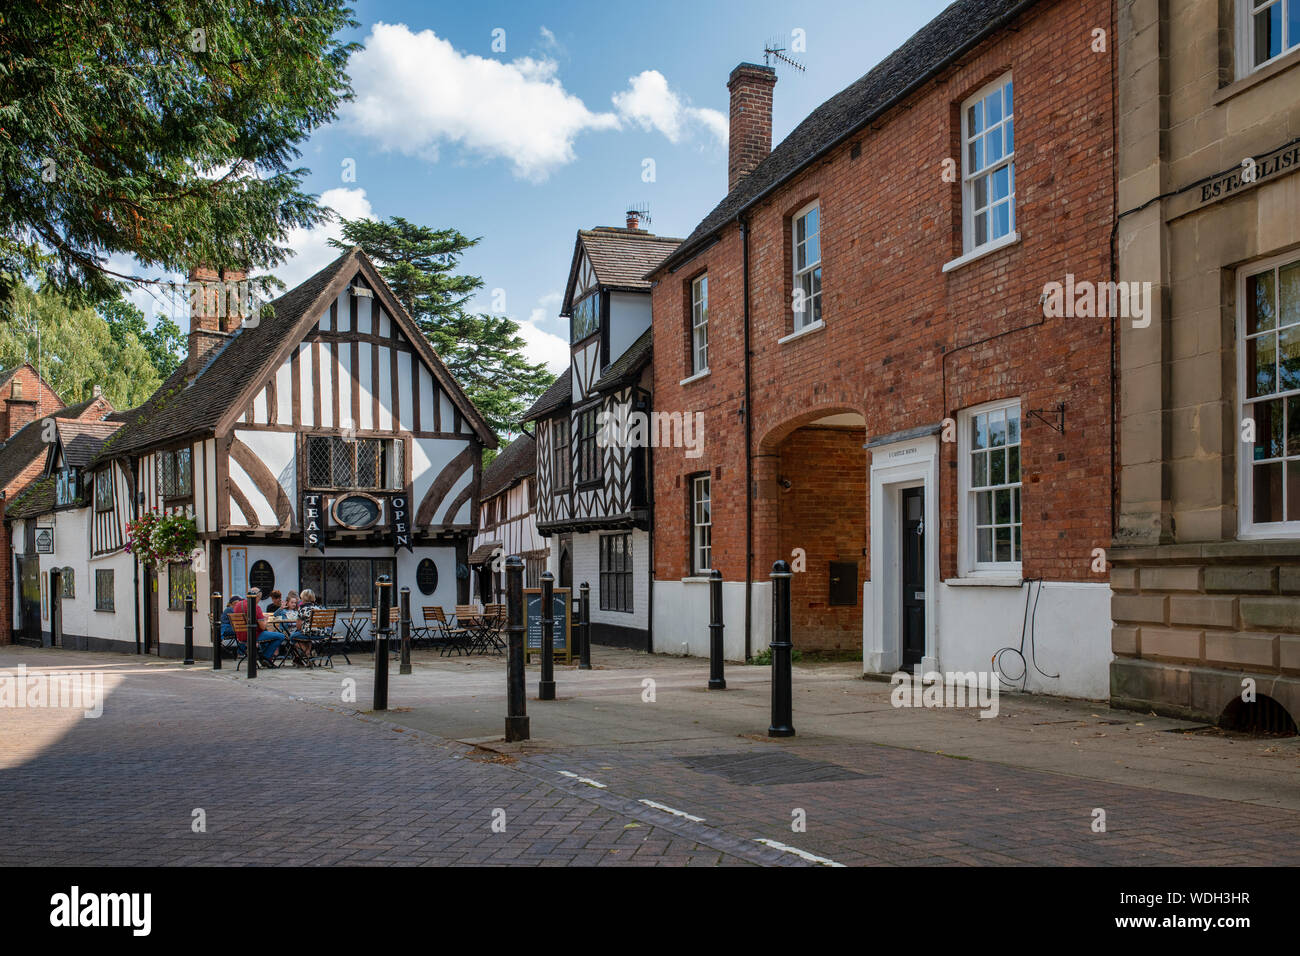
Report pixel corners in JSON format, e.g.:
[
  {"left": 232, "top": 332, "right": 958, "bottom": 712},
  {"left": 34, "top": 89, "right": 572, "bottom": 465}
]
[
  {"left": 249, "top": 560, "right": 275, "bottom": 596},
  {"left": 416, "top": 558, "right": 438, "bottom": 595}
]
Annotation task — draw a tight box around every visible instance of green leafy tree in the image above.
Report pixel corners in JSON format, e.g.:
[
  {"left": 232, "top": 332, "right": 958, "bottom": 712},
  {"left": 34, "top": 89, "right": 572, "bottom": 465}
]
[
  {"left": 0, "top": 0, "right": 360, "bottom": 304},
  {"left": 99, "top": 297, "right": 186, "bottom": 378},
  {"left": 330, "top": 217, "right": 554, "bottom": 441},
  {"left": 0, "top": 285, "right": 161, "bottom": 409}
]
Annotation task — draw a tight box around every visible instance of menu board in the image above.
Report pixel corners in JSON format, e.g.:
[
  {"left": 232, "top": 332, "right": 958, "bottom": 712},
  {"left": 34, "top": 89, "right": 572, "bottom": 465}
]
[{"left": 524, "top": 587, "right": 571, "bottom": 663}]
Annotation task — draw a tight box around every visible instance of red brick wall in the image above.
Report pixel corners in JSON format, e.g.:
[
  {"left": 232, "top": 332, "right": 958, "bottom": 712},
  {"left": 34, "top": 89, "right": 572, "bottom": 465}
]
[
  {"left": 777, "top": 427, "right": 866, "bottom": 650},
  {"left": 0, "top": 365, "right": 63, "bottom": 440},
  {"left": 652, "top": 0, "right": 1115, "bottom": 597}
]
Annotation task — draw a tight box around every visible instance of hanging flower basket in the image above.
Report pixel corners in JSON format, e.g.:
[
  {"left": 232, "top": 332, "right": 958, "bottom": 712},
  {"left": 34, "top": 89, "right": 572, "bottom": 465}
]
[{"left": 124, "top": 511, "right": 198, "bottom": 567}]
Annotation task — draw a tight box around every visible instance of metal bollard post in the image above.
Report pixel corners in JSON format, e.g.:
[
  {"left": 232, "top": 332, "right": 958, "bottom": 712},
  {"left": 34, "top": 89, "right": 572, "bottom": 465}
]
[
  {"left": 210, "top": 592, "right": 222, "bottom": 670},
  {"left": 183, "top": 595, "right": 195, "bottom": 665},
  {"left": 708, "top": 569, "right": 726, "bottom": 689},
  {"left": 768, "top": 560, "right": 795, "bottom": 737},
  {"left": 246, "top": 590, "right": 259, "bottom": 679},
  {"left": 539, "top": 571, "right": 556, "bottom": 700},
  {"left": 374, "top": 575, "right": 391, "bottom": 711},
  {"left": 399, "top": 586, "right": 412, "bottom": 676},
  {"left": 578, "top": 581, "right": 592, "bottom": 671},
  {"left": 504, "top": 556, "right": 530, "bottom": 741}
]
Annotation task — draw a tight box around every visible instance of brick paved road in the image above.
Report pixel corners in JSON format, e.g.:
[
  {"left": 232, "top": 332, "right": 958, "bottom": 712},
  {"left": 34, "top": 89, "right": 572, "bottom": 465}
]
[
  {"left": 0, "top": 659, "right": 781, "bottom": 866},
  {"left": 3, "top": 653, "right": 1300, "bottom": 866}
]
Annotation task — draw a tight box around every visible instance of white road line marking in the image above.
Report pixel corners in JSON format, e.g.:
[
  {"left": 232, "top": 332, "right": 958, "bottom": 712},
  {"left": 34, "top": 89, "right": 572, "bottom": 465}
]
[
  {"left": 557, "top": 770, "right": 606, "bottom": 789},
  {"left": 638, "top": 799, "right": 705, "bottom": 822},
  {"left": 754, "top": 838, "right": 845, "bottom": 867}
]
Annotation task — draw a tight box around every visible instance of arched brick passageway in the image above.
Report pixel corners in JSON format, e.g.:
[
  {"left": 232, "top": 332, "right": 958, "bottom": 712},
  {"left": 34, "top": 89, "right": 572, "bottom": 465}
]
[{"left": 754, "top": 407, "right": 866, "bottom": 652}]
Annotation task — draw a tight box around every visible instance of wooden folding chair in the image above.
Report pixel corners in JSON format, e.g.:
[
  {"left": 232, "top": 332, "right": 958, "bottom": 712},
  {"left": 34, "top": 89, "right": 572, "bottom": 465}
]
[
  {"left": 434, "top": 606, "right": 472, "bottom": 656},
  {"left": 303, "top": 609, "right": 342, "bottom": 666}
]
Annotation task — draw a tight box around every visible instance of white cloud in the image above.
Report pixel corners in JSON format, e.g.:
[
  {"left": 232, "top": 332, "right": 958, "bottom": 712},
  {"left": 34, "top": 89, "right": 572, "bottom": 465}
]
[
  {"left": 343, "top": 23, "right": 619, "bottom": 182},
  {"left": 274, "top": 187, "right": 375, "bottom": 291},
  {"left": 517, "top": 297, "right": 570, "bottom": 373},
  {"left": 611, "top": 70, "right": 727, "bottom": 146},
  {"left": 538, "top": 25, "right": 560, "bottom": 52}
]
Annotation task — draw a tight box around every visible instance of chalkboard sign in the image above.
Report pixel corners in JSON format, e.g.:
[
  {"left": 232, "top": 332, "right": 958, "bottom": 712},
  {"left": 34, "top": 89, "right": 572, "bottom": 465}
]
[{"left": 524, "top": 587, "right": 571, "bottom": 663}]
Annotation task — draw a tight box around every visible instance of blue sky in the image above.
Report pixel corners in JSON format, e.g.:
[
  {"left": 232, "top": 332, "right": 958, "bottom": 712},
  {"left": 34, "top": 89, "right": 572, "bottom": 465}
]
[{"left": 128, "top": 0, "right": 954, "bottom": 371}]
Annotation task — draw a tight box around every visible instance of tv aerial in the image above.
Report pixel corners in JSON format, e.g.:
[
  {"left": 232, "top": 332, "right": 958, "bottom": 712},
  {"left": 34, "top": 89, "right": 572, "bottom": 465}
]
[{"left": 763, "top": 38, "right": 805, "bottom": 73}]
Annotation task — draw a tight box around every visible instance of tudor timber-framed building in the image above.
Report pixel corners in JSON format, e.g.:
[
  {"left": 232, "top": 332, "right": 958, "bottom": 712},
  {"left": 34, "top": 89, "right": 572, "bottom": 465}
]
[
  {"left": 8, "top": 247, "right": 494, "bottom": 656},
  {"left": 469, "top": 431, "right": 547, "bottom": 602},
  {"left": 522, "top": 219, "right": 677, "bottom": 649},
  {"left": 1109, "top": 0, "right": 1300, "bottom": 728}
]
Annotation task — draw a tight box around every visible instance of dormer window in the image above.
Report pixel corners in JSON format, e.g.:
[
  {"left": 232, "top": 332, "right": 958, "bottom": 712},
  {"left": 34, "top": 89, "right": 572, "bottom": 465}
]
[
  {"left": 572, "top": 291, "right": 599, "bottom": 342},
  {"left": 55, "top": 468, "right": 80, "bottom": 507}
]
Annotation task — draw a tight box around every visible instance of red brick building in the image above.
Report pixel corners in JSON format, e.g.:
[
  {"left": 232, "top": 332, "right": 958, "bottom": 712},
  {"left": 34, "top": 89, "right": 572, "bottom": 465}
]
[
  {"left": 0, "top": 366, "right": 113, "bottom": 644},
  {"left": 648, "top": 0, "right": 1117, "bottom": 698}
]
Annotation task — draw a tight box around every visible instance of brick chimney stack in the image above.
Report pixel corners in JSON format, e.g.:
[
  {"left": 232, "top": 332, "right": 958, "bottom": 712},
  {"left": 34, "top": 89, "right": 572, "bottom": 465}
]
[
  {"left": 186, "top": 265, "right": 248, "bottom": 377},
  {"left": 727, "top": 63, "right": 777, "bottom": 192}
]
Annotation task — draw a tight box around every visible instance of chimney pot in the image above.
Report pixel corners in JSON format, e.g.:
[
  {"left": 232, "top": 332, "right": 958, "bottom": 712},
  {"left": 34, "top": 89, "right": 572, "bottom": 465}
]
[{"left": 727, "top": 63, "right": 777, "bottom": 192}]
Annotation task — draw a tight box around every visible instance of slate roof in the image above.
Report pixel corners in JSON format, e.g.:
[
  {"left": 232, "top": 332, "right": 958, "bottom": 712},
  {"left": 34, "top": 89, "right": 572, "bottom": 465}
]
[
  {"left": 6, "top": 477, "right": 53, "bottom": 519},
  {"left": 468, "top": 540, "right": 502, "bottom": 565},
  {"left": 0, "top": 396, "right": 108, "bottom": 491},
  {"left": 656, "top": 0, "right": 1040, "bottom": 275},
  {"left": 562, "top": 228, "right": 682, "bottom": 313},
  {"left": 480, "top": 433, "right": 536, "bottom": 500},
  {"left": 98, "top": 246, "right": 497, "bottom": 460},
  {"left": 56, "top": 419, "right": 123, "bottom": 469},
  {"left": 593, "top": 327, "right": 652, "bottom": 393},
  {"left": 520, "top": 367, "right": 571, "bottom": 423}
]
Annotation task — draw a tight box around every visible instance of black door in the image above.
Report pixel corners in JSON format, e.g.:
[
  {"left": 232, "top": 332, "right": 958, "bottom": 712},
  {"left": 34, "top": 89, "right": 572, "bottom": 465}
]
[
  {"left": 18, "top": 556, "right": 40, "bottom": 646},
  {"left": 558, "top": 544, "right": 572, "bottom": 590},
  {"left": 144, "top": 565, "right": 160, "bottom": 655},
  {"left": 901, "top": 487, "right": 926, "bottom": 668},
  {"left": 49, "top": 569, "right": 62, "bottom": 647}
]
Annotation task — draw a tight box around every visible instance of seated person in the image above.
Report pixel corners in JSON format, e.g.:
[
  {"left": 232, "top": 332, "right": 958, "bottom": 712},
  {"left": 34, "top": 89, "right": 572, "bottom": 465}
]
[
  {"left": 290, "top": 589, "right": 323, "bottom": 638},
  {"left": 275, "top": 591, "right": 300, "bottom": 619},
  {"left": 233, "top": 589, "right": 285, "bottom": 662},
  {"left": 219, "top": 596, "right": 240, "bottom": 643},
  {"left": 264, "top": 589, "right": 283, "bottom": 616}
]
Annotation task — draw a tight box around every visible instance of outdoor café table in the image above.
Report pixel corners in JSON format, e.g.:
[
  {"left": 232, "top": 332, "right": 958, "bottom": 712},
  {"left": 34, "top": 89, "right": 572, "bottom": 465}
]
[
  {"left": 271, "top": 616, "right": 310, "bottom": 667},
  {"left": 341, "top": 612, "right": 368, "bottom": 652},
  {"left": 458, "top": 610, "right": 502, "bottom": 656}
]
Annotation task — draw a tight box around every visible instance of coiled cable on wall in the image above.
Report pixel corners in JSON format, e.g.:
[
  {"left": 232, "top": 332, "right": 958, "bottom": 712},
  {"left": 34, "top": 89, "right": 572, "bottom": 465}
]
[{"left": 992, "top": 578, "right": 1058, "bottom": 691}]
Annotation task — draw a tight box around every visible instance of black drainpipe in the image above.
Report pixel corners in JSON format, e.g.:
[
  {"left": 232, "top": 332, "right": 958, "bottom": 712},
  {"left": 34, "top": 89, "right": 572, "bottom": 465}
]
[
  {"left": 131, "top": 458, "right": 141, "bottom": 655},
  {"left": 741, "top": 214, "right": 753, "bottom": 661}
]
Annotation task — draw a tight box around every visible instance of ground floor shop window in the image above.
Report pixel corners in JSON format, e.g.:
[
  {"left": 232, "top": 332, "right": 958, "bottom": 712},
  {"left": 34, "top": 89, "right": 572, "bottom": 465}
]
[
  {"left": 298, "top": 557, "right": 395, "bottom": 609},
  {"left": 600, "top": 533, "right": 633, "bottom": 612}
]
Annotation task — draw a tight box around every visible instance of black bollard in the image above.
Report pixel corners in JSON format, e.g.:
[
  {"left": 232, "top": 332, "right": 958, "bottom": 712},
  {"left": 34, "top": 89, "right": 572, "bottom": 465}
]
[
  {"left": 539, "top": 571, "right": 556, "bottom": 700},
  {"left": 578, "top": 581, "right": 592, "bottom": 670},
  {"left": 504, "top": 556, "right": 530, "bottom": 741},
  {"left": 768, "top": 560, "right": 795, "bottom": 737},
  {"left": 399, "top": 586, "right": 412, "bottom": 676},
  {"left": 210, "top": 592, "right": 222, "bottom": 670},
  {"left": 374, "top": 575, "right": 391, "bottom": 711},
  {"left": 183, "top": 595, "right": 195, "bottom": 665},
  {"left": 708, "top": 569, "right": 726, "bottom": 690},
  {"left": 245, "top": 590, "right": 258, "bottom": 679}
]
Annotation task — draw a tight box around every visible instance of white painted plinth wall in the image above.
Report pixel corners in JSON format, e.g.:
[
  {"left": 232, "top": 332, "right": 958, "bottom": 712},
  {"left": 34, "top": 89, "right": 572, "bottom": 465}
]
[
  {"left": 863, "top": 578, "right": 1112, "bottom": 700},
  {"left": 652, "top": 579, "right": 771, "bottom": 662}
]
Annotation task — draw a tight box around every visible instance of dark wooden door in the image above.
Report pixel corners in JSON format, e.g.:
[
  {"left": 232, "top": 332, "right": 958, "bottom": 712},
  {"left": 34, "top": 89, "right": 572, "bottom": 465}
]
[
  {"left": 49, "top": 569, "right": 62, "bottom": 647},
  {"left": 901, "top": 487, "right": 926, "bottom": 668},
  {"left": 144, "top": 565, "right": 160, "bottom": 655},
  {"left": 559, "top": 544, "right": 572, "bottom": 590},
  {"left": 18, "top": 556, "right": 39, "bottom": 645}
]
